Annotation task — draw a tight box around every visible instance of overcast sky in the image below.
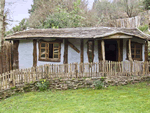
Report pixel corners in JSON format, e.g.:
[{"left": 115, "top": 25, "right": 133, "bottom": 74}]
[{"left": 5, "top": 0, "right": 94, "bottom": 30}]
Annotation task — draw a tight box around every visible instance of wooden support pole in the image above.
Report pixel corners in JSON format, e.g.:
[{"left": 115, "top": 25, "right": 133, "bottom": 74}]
[
  {"left": 64, "top": 39, "right": 68, "bottom": 64},
  {"left": 128, "top": 39, "right": 133, "bottom": 61},
  {"left": 64, "top": 39, "right": 68, "bottom": 73},
  {"left": 145, "top": 41, "right": 148, "bottom": 61},
  {"left": 33, "top": 39, "right": 37, "bottom": 67},
  {"left": 80, "top": 39, "right": 84, "bottom": 63},
  {"left": 80, "top": 39, "right": 84, "bottom": 72},
  {"left": 101, "top": 40, "right": 105, "bottom": 61},
  {"left": 117, "top": 40, "right": 121, "bottom": 62},
  {"left": 128, "top": 39, "right": 133, "bottom": 74},
  {"left": 13, "top": 40, "right": 19, "bottom": 70},
  {"left": 98, "top": 40, "right": 102, "bottom": 62}
]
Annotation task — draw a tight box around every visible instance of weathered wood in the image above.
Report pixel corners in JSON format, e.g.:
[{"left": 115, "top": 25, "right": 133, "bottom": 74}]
[
  {"left": 87, "top": 40, "right": 94, "bottom": 62},
  {"left": 33, "top": 39, "right": 37, "bottom": 67},
  {"left": 68, "top": 41, "right": 80, "bottom": 53},
  {"left": 64, "top": 39, "right": 68, "bottom": 64},
  {"left": 80, "top": 39, "right": 84, "bottom": 63},
  {"left": 98, "top": 40, "right": 102, "bottom": 62},
  {"left": 128, "top": 39, "right": 133, "bottom": 61},
  {"left": 102, "top": 34, "right": 132, "bottom": 39},
  {"left": 13, "top": 40, "right": 19, "bottom": 70},
  {"left": 101, "top": 40, "right": 105, "bottom": 61},
  {"left": 145, "top": 41, "right": 148, "bottom": 61}
]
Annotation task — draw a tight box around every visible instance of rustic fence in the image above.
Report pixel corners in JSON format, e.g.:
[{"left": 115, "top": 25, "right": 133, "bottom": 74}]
[
  {"left": 0, "top": 42, "right": 13, "bottom": 74},
  {"left": 0, "top": 61, "right": 150, "bottom": 91}
]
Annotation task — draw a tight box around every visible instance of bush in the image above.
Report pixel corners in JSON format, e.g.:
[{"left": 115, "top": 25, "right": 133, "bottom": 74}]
[
  {"left": 138, "top": 25, "right": 148, "bottom": 32},
  {"left": 94, "top": 80, "right": 105, "bottom": 90},
  {"left": 36, "top": 79, "right": 49, "bottom": 91}
]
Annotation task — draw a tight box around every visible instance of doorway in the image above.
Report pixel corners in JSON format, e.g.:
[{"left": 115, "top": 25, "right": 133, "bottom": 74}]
[{"left": 105, "top": 40, "right": 118, "bottom": 61}]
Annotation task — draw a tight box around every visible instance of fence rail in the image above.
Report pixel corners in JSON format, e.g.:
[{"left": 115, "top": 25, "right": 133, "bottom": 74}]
[{"left": 0, "top": 61, "right": 150, "bottom": 91}]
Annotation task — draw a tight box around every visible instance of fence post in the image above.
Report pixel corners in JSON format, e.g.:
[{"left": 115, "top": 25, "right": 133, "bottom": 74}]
[
  {"left": 75, "top": 63, "right": 78, "bottom": 78},
  {"left": 143, "top": 62, "right": 145, "bottom": 76}
]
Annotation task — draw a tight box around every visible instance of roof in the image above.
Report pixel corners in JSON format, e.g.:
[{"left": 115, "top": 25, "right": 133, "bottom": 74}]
[{"left": 5, "top": 27, "right": 150, "bottom": 40}]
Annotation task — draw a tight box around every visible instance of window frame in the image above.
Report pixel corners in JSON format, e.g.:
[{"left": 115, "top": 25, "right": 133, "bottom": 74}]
[
  {"left": 38, "top": 41, "right": 61, "bottom": 62},
  {"left": 131, "top": 42, "right": 142, "bottom": 61}
]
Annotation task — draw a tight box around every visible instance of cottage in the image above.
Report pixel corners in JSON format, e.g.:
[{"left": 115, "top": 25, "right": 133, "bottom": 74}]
[{"left": 5, "top": 27, "right": 150, "bottom": 69}]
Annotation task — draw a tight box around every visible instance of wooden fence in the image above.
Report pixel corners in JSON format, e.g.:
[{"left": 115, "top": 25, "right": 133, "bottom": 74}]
[
  {"left": 0, "top": 61, "right": 150, "bottom": 91},
  {"left": 0, "top": 42, "right": 13, "bottom": 74}
]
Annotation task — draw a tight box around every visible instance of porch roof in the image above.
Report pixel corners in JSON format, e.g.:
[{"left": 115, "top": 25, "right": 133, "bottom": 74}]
[{"left": 5, "top": 27, "right": 150, "bottom": 40}]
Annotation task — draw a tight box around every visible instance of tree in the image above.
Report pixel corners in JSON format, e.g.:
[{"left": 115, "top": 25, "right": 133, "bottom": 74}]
[
  {"left": 93, "top": 0, "right": 123, "bottom": 24},
  {"left": 118, "top": 0, "right": 143, "bottom": 17},
  {"left": 143, "top": 0, "right": 150, "bottom": 10},
  {"left": 0, "top": 0, "right": 5, "bottom": 49},
  {"left": 5, "top": 18, "right": 28, "bottom": 36},
  {"left": 27, "top": 0, "right": 93, "bottom": 28}
]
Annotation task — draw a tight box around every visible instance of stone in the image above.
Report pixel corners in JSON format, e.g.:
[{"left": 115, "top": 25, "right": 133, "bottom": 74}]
[
  {"left": 85, "top": 78, "right": 91, "bottom": 81},
  {"left": 85, "top": 81, "right": 93, "bottom": 85}
]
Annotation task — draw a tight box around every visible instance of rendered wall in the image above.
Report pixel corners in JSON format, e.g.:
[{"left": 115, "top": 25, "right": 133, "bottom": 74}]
[
  {"left": 18, "top": 40, "right": 33, "bottom": 69},
  {"left": 18, "top": 38, "right": 146, "bottom": 69},
  {"left": 68, "top": 39, "right": 80, "bottom": 64}
]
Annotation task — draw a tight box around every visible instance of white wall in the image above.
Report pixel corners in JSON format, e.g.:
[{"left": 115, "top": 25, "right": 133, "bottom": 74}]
[
  {"left": 68, "top": 39, "right": 80, "bottom": 64},
  {"left": 18, "top": 38, "right": 146, "bottom": 69},
  {"left": 19, "top": 40, "right": 33, "bottom": 69},
  {"left": 123, "top": 38, "right": 145, "bottom": 61}
]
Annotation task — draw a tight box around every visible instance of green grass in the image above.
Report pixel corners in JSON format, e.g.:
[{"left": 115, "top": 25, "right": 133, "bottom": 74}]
[{"left": 1, "top": 82, "right": 150, "bottom": 113}]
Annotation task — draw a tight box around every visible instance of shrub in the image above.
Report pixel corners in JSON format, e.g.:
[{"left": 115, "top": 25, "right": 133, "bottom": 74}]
[
  {"left": 138, "top": 25, "right": 148, "bottom": 32},
  {"left": 36, "top": 79, "right": 49, "bottom": 91},
  {"left": 94, "top": 80, "right": 104, "bottom": 90}
]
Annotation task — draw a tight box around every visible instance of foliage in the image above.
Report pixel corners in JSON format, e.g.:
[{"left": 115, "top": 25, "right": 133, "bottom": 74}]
[
  {"left": 94, "top": 0, "right": 121, "bottom": 23},
  {"left": 94, "top": 78, "right": 106, "bottom": 89},
  {"left": 143, "top": 0, "right": 150, "bottom": 10},
  {"left": 5, "top": 18, "right": 27, "bottom": 36},
  {"left": 93, "top": 0, "right": 144, "bottom": 25},
  {"left": 27, "top": 0, "right": 93, "bottom": 28},
  {"left": 36, "top": 79, "right": 49, "bottom": 91},
  {"left": 118, "top": 0, "right": 143, "bottom": 17},
  {"left": 138, "top": 25, "right": 148, "bottom": 32},
  {"left": 1, "top": 82, "right": 150, "bottom": 112}
]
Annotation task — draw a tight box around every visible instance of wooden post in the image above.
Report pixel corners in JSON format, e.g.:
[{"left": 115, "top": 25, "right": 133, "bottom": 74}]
[
  {"left": 98, "top": 40, "right": 102, "bottom": 62},
  {"left": 128, "top": 39, "right": 133, "bottom": 61},
  {"left": 145, "top": 41, "right": 148, "bottom": 61},
  {"left": 101, "top": 40, "right": 105, "bottom": 61},
  {"left": 33, "top": 39, "right": 37, "bottom": 67},
  {"left": 64, "top": 39, "right": 68, "bottom": 64},
  {"left": 13, "top": 40, "right": 19, "bottom": 70},
  {"left": 80, "top": 39, "right": 84, "bottom": 72},
  {"left": 64, "top": 39, "right": 68, "bottom": 73},
  {"left": 128, "top": 39, "right": 133, "bottom": 75},
  {"left": 80, "top": 39, "right": 84, "bottom": 63}
]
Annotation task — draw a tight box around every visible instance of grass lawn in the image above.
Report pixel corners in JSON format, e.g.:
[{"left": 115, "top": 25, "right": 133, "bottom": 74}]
[{"left": 1, "top": 82, "right": 150, "bottom": 113}]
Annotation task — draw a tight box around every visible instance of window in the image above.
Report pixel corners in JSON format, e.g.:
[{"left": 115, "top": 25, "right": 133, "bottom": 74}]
[
  {"left": 39, "top": 41, "right": 61, "bottom": 62},
  {"left": 131, "top": 42, "right": 142, "bottom": 61},
  {"left": 87, "top": 40, "right": 94, "bottom": 62}
]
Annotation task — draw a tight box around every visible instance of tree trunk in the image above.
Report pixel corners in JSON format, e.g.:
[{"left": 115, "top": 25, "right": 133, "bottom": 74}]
[{"left": 0, "top": 0, "right": 5, "bottom": 50}]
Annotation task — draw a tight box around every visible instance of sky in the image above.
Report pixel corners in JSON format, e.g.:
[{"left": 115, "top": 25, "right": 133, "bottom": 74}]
[{"left": 5, "top": 0, "right": 94, "bottom": 30}]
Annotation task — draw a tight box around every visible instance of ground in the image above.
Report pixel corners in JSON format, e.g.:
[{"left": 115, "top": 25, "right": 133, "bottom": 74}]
[{"left": 1, "top": 82, "right": 150, "bottom": 113}]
